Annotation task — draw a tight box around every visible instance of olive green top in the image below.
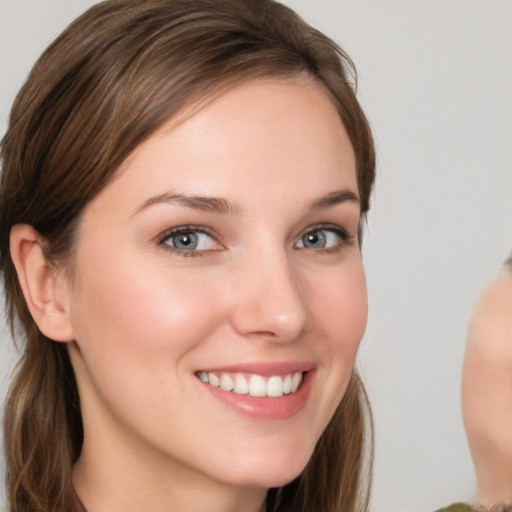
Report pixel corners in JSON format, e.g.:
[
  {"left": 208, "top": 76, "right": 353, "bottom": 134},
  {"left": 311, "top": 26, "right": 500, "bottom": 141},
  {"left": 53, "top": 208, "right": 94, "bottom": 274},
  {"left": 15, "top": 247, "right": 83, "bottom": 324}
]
[{"left": 436, "top": 503, "right": 512, "bottom": 512}]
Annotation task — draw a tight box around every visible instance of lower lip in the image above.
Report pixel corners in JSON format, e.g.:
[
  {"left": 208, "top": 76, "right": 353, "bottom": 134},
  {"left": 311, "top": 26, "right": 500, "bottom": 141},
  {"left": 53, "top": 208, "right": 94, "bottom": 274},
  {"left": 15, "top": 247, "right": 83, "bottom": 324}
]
[{"left": 198, "top": 370, "right": 315, "bottom": 420}]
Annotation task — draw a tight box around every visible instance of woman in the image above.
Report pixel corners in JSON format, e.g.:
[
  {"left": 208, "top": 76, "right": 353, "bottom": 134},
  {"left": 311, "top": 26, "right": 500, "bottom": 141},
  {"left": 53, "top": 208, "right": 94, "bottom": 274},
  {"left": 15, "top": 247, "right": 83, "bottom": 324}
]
[{"left": 0, "top": 1, "right": 375, "bottom": 511}]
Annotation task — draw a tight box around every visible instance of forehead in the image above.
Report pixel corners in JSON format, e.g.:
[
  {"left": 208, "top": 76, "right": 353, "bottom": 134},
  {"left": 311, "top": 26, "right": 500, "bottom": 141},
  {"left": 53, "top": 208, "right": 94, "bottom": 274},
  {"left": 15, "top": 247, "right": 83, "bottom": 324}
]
[{"left": 89, "top": 78, "right": 357, "bottom": 217}]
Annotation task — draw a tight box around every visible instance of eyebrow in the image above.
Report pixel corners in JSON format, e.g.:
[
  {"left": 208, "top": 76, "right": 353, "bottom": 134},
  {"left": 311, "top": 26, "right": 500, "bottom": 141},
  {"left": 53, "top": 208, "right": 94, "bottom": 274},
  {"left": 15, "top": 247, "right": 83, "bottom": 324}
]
[
  {"left": 309, "top": 188, "right": 360, "bottom": 210},
  {"left": 134, "top": 187, "right": 359, "bottom": 216},
  {"left": 134, "top": 193, "right": 243, "bottom": 216}
]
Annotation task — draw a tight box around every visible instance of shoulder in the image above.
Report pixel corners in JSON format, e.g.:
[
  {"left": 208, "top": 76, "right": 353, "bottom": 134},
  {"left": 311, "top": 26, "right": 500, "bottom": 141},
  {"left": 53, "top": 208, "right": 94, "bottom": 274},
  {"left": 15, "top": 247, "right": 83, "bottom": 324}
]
[
  {"left": 435, "top": 504, "right": 512, "bottom": 512},
  {"left": 434, "top": 504, "right": 483, "bottom": 512}
]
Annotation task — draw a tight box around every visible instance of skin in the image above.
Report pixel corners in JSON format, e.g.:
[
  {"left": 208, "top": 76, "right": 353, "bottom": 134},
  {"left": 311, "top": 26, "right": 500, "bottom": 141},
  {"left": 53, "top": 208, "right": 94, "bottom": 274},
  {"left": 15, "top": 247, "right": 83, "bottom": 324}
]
[
  {"left": 462, "top": 269, "right": 512, "bottom": 507},
  {"left": 12, "top": 78, "right": 367, "bottom": 512}
]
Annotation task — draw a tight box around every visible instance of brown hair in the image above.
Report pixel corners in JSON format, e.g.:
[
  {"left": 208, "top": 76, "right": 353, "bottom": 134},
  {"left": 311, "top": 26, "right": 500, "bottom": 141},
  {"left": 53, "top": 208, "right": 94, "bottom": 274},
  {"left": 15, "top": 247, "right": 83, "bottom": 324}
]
[{"left": 0, "top": 1, "right": 375, "bottom": 511}]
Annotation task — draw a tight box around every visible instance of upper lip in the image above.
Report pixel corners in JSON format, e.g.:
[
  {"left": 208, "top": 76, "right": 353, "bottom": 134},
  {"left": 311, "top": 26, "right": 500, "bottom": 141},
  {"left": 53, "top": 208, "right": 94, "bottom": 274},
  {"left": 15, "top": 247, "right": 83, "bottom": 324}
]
[{"left": 195, "top": 361, "right": 315, "bottom": 376}]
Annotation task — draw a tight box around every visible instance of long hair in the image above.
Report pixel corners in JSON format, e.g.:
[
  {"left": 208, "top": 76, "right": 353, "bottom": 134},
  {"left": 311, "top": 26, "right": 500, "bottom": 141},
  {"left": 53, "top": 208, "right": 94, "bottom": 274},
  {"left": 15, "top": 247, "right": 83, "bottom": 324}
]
[{"left": 0, "top": 1, "right": 376, "bottom": 511}]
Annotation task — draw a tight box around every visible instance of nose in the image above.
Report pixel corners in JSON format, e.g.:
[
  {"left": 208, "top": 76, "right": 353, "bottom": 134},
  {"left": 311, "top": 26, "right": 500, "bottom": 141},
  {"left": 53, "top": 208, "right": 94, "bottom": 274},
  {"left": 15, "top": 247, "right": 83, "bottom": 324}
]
[{"left": 228, "top": 250, "right": 312, "bottom": 342}]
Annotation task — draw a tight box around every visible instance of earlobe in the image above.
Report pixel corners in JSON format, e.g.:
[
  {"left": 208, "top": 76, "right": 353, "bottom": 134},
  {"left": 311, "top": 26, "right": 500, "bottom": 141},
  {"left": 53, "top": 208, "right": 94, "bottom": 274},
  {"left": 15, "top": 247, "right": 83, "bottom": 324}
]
[{"left": 10, "top": 224, "right": 74, "bottom": 342}]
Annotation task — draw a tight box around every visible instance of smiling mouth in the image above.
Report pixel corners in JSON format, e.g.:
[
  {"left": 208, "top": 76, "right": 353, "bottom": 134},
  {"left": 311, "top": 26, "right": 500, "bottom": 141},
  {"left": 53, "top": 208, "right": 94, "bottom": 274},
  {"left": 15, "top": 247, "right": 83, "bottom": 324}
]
[{"left": 195, "top": 371, "right": 304, "bottom": 398}]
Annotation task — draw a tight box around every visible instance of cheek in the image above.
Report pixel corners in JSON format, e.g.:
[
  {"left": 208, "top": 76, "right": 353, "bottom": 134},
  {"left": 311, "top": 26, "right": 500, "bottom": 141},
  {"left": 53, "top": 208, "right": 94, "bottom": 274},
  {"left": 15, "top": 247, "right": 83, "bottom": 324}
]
[
  {"left": 298, "top": 258, "right": 367, "bottom": 441},
  {"left": 68, "top": 257, "right": 230, "bottom": 438},
  {"left": 313, "top": 259, "right": 367, "bottom": 398},
  {"left": 312, "top": 260, "right": 368, "bottom": 355},
  {"left": 69, "top": 255, "right": 225, "bottom": 371}
]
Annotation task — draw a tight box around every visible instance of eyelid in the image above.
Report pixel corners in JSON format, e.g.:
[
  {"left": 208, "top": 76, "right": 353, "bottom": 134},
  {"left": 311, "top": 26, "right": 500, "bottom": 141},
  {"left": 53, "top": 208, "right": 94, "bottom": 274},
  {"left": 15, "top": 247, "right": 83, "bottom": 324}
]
[{"left": 157, "top": 224, "right": 216, "bottom": 242}]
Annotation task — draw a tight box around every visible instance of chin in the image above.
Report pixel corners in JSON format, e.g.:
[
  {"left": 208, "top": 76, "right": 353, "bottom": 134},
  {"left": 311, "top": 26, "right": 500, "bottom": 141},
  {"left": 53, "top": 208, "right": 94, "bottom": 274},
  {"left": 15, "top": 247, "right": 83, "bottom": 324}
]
[
  {"left": 212, "top": 442, "right": 314, "bottom": 489},
  {"left": 221, "top": 466, "right": 306, "bottom": 490}
]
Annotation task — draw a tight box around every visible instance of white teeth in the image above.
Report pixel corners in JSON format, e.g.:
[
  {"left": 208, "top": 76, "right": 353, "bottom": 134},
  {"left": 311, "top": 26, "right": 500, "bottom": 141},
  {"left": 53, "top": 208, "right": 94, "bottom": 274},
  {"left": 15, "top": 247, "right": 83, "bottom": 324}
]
[
  {"left": 234, "top": 374, "right": 249, "bottom": 394},
  {"left": 291, "top": 372, "right": 302, "bottom": 393},
  {"left": 219, "top": 373, "right": 234, "bottom": 392},
  {"left": 198, "top": 371, "right": 304, "bottom": 398},
  {"left": 249, "top": 375, "right": 266, "bottom": 397},
  {"left": 266, "top": 376, "right": 284, "bottom": 397},
  {"left": 283, "top": 374, "right": 292, "bottom": 394},
  {"left": 208, "top": 372, "right": 220, "bottom": 387}
]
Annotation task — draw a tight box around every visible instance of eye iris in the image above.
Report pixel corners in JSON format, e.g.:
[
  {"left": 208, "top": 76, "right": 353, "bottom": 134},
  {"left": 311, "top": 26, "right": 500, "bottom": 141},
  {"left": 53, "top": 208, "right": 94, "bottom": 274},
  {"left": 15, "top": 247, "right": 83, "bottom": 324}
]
[
  {"left": 303, "top": 231, "right": 326, "bottom": 248},
  {"left": 173, "top": 233, "right": 198, "bottom": 250}
]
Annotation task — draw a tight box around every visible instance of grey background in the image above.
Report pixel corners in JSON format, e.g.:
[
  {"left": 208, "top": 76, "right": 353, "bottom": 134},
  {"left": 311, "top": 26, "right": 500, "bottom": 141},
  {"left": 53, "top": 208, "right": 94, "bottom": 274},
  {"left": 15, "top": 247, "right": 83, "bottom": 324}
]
[{"left": 1, "top": 1, "right": 511, "bottom": 511}]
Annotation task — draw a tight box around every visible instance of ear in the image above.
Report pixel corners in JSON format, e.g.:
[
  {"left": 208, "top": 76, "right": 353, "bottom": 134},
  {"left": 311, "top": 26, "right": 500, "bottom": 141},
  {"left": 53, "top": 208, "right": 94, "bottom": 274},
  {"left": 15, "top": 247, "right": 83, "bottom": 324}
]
[{"left": 10, "top": 224, "right": 74, "bottom": 342}]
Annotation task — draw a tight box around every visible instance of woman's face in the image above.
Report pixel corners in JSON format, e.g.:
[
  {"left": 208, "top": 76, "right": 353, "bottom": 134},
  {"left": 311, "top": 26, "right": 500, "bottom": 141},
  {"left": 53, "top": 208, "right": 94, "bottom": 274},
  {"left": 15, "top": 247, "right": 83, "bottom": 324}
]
[{"left": 64, "top": 78, "right": 367, "bottom": 490}]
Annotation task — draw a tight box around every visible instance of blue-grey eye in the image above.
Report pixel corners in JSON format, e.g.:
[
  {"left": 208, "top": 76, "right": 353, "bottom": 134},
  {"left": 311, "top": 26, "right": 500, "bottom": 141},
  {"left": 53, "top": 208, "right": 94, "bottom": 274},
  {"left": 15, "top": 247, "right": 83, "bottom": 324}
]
[
  {"left": 165, "top": 231, "right": 216, "bottom": 251},
  {"left": 296, "top": 229, "right": 341, "bottom": 249}
]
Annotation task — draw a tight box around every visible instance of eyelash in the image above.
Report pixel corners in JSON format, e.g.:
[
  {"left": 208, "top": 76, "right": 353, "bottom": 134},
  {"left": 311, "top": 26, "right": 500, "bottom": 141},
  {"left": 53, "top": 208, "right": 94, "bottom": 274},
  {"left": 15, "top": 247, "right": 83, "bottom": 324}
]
[
  {"left": 157, "top": 225, "right": 219, "bottom": 258},
  {"left": 156, "top": 223, "right": 354, "bottom": 257},
  {"left": 297, "top": 224, "right": 355, "bottom": 254}
]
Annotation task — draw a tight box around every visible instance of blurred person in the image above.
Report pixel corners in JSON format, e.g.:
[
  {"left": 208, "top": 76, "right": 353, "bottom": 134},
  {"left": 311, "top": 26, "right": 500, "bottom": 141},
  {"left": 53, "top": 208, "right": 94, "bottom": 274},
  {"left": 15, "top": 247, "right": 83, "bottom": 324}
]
[{"left": 462, "top": 257, "right": 512, "bottom": 508}]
